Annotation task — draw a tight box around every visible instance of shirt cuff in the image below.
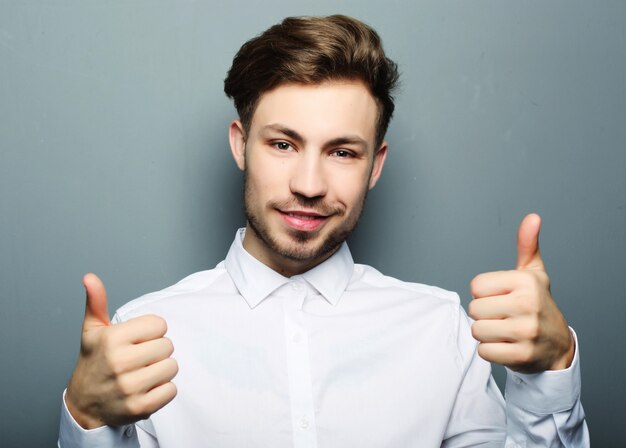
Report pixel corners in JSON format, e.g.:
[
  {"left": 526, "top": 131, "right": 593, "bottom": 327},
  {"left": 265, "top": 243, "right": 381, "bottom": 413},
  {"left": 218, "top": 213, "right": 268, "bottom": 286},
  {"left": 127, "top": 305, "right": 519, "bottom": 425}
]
[
  {"left": 504, "top": 327, "right": 582, "bottom": 415},
  {"left": 58, "top": 389, "right": 139, "bottom": 448}
]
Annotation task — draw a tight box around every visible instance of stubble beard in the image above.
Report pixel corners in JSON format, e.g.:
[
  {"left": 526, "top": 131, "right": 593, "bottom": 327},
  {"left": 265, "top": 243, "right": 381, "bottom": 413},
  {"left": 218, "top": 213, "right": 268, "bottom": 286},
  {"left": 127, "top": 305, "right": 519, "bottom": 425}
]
[{"left": 243, "top": 170, "right": 368, "bottom": 264}]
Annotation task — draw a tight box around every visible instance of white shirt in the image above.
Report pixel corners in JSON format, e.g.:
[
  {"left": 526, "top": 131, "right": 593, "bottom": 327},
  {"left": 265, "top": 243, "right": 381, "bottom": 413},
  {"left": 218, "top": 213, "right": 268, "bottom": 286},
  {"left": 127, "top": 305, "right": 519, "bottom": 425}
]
[{"left": 59, "top": 229, "right": 589, "bottom": 447}]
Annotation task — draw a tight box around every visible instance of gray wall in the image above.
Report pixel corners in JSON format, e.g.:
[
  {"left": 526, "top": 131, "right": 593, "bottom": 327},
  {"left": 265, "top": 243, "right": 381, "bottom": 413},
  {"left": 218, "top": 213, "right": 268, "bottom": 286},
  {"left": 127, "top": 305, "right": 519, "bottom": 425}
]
[{"left": 1, "top": 1, "right": 624, "bottom": 446}]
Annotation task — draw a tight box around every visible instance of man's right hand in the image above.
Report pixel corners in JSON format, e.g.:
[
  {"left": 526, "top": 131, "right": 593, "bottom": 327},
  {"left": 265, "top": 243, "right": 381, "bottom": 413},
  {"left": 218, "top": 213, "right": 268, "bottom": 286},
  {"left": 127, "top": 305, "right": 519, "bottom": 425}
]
[{"left": 65, "top": 273, "right": 178, "bottom": 429}]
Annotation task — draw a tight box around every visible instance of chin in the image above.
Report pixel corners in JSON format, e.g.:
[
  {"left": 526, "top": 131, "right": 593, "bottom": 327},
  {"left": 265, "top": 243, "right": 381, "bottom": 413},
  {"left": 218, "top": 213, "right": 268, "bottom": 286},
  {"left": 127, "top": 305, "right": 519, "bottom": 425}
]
[{"left": 278, "top": 225, "right": 351, "bottom": 263}]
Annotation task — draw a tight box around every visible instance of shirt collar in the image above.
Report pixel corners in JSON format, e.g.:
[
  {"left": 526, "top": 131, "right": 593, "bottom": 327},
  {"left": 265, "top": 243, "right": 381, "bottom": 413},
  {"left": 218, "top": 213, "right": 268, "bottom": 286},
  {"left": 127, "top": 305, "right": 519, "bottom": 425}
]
[{"left": 225, "top": 228, "right": 354, "bottom": 309}]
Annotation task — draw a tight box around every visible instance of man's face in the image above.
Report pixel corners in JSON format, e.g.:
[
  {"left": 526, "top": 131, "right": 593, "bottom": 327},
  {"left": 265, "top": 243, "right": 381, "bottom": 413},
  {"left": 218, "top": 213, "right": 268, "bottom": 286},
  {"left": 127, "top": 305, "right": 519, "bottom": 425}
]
[{"left": 229, "top": 81, "right": 387, "bottom": 276}]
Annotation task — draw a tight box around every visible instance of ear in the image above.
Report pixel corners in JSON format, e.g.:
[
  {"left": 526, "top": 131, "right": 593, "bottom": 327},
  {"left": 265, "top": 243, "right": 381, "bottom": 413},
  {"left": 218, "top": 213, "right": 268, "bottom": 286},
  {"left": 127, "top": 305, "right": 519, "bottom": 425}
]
[
  {"left": 229, "top": 120, "right": 246, "bottom": 171},
  {"left": 368, "top": 141, "right": 388, "bottom": 189}
]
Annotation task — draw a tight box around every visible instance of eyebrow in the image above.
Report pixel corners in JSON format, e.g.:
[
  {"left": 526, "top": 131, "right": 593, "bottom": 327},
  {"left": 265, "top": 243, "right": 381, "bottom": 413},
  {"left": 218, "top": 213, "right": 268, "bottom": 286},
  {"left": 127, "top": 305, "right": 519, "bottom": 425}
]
[
  {"left": 260, "top": 124, "right": 305, "bottom": 145},
  {"left": 260, "top": 123, "right": 369, "bottom": 150}
]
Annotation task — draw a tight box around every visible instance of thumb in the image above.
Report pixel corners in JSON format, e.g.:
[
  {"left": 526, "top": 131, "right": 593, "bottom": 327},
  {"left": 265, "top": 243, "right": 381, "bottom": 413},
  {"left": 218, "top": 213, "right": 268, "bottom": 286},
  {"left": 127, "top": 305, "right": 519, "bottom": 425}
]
[
  {"left": 516, "top": 213, "right": 545, "bottom": 271},
  {"left": 82, "top": 273, "right": 111, "bottom": 329}
]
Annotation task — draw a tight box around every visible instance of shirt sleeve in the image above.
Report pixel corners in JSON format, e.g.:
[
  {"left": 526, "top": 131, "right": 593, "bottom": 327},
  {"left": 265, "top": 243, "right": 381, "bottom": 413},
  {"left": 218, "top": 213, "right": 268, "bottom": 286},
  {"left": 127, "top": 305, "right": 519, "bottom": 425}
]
[
  {"left": 503, "top": 328, "right": 590, "bottom": 448},
  {"left": 444, "top": 307, "right": 589, "bottom": 447},
  {"left": 57, "top": 389, "right": 159, "bottom": 448}
]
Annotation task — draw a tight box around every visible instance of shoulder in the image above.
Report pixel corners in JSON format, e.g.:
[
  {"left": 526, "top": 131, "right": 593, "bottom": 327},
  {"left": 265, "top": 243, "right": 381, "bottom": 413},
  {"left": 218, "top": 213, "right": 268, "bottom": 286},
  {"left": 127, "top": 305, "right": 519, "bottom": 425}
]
[
  {"left": 113, "top": 262, "right": 230, "bottom": 321},
  {"left": 351, "top": 263, "right": 461, "bottom": 306},
  {"left": 348, "top": 263, "right": 471, "bottom": 367}
]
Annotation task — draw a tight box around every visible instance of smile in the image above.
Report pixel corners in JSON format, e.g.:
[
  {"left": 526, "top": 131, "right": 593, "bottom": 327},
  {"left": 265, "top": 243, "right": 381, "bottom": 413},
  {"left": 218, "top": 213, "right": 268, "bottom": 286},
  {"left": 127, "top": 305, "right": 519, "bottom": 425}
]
[
  {"left": 286, "top": 212, "right": 319, "bottom": 220},
  {"left": 279, "top": 210, "right": 329, "bottom": 231}
]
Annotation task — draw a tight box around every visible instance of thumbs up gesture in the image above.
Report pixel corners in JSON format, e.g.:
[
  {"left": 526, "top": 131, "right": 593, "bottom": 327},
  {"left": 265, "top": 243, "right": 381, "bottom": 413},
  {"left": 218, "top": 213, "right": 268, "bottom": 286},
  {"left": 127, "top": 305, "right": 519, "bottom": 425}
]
[
  {"left": 65, "top": 274, "right": 178, "bottom": 429},
  {"left": 468, "top": 214, "right": 575, "bottom": 373}
]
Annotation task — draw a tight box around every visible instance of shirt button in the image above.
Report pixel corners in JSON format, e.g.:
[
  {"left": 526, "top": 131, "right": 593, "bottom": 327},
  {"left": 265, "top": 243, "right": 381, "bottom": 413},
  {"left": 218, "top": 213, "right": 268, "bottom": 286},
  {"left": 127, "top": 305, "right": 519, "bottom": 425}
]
[
  {"left": 124, "top": 425, "right": 135, "bottom": 438},
  {"left": 299, "top": 417, "right": 310, "bottom": 430},
  {"left": 291, "top": 282, "right": 302, "bottom": 291}
]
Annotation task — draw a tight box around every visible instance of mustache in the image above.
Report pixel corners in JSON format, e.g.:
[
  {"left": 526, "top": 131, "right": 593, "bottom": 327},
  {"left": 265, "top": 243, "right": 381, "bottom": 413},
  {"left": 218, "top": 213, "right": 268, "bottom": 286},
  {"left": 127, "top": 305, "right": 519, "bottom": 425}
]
[{"left": 270, "top": 194, "right": 345, "bottom": 216}]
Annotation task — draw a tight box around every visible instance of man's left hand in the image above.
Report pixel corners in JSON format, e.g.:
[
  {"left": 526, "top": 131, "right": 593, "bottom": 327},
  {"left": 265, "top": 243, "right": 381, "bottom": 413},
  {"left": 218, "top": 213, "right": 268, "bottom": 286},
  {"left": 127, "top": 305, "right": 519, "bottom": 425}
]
[{"left": 468, "top": 213, "right": 575, "bottom": 373}]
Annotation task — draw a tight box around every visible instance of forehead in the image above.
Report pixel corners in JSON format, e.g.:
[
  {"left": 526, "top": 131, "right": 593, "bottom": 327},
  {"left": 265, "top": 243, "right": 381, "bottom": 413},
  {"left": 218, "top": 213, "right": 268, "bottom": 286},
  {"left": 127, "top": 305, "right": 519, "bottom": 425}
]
[{"left": 249, "top": 81, "right": 379, "bottom": 144}]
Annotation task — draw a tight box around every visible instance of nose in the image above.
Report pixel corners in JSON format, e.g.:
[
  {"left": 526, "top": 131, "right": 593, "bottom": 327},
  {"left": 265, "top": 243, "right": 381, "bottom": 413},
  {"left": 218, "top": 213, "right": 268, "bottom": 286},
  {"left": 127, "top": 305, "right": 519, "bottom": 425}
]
[{"left": 289, "top": 152, "right": 328, "bottom": 199}]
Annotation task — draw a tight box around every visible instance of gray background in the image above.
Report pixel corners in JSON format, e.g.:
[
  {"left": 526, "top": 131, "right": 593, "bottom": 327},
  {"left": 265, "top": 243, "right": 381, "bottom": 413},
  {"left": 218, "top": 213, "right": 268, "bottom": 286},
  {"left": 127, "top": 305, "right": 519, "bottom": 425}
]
[{"left": 1, "top": 1, "right": 624, "bottom": 446}]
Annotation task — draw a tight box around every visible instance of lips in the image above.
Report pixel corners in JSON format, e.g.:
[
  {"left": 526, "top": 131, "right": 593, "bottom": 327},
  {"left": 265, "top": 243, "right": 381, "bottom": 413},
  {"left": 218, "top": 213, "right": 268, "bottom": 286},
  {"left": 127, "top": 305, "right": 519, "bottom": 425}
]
[{"left": 279, "top": 210, "right": 328, "bottom": 231}]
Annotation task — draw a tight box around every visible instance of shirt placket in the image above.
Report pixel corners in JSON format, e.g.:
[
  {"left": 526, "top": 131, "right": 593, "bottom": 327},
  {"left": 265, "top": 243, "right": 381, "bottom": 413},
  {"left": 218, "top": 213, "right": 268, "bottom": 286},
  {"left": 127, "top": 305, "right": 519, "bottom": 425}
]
[{"left": 282, "top": 280, "right": 318, "bottom": 448}]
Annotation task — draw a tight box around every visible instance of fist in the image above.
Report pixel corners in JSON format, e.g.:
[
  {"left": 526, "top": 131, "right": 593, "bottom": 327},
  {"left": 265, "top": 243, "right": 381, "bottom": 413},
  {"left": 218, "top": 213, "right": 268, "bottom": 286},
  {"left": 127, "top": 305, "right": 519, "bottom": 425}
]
[
  {"left": 468, "top": 214, "right": 575, "bottom": 373},
  {"left": 65, "top": 274, "right": 178, "bottom": 429}
]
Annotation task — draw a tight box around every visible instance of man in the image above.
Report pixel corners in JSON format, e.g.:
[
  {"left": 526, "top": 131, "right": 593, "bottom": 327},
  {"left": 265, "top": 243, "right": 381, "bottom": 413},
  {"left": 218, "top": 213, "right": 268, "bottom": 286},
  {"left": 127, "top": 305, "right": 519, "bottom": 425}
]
[{"left": 59, "top": 15, "right": 589, "bottom": 447}]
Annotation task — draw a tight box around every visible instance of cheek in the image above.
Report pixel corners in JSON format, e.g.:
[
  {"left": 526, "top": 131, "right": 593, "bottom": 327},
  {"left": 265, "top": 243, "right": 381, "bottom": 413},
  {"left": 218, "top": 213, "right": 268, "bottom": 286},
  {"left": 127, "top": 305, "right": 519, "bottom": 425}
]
[
  {"left": 329, "top": 167, "right": 370, "bottom": 206},
  {"left": 247, "top": 159, "right": 289, "bottom": 198}
]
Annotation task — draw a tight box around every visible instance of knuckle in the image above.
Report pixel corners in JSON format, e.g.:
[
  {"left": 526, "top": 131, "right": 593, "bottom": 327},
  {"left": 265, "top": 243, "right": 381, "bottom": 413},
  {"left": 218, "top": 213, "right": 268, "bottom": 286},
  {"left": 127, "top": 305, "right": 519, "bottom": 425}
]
[
  {"left": 536, "top": 269, "right": 550, "bottom": 284},
  {"left": 169, "top": 356, "right": 179, "bottom": 369},
  {"left": 516, "top": 294, "right": 540, "bottom": 315},
  {"left": 167, "top": 382, "right": 178, "bottom": 400},
  {"left": 169, "top": 358, "right": 180, "bottom": 376},
  {"left": 103, "top": 350, "right": 123, "bottom": 376},
  {"left": 111, "top": 349, "right": 135, "bottom": 376},
  {"left": 515, "top": 271, "right": 535, "bottom": 289},
  {"left": 162, "top": 358, "right": 179, "bottom": 379},
  {"left": 514, "top": 345, "right": 535, "bottom": 365},
  {"left": 116, "top": 375, "right": 136, "bottom": 396},
  {"left": 527, "top": 300, "right": 541, "bottom": 315},
  {"left": 163, "top": 382, "right": 178, "bottom": 402},
  {"left": 529, "top": 273, "right": 543, "bottom": 290},
  {"left": 470, "top": 321, "right": 481, "bottom": 340},
  {"left": 146, "top": 315, "right": 168, "bottom": 335},
  {"left": 515, "top": 321, "right": 539, "bottom": 341},
  {"left": 524, "top": 270, "right": 549, "bottom": 292},
  {"left": 126, "top": 398, "right": 150, "bottom": 418},
  {"left": 162, "top": 337, "right": 175, "bottom": 355},
  {"left": 108, "top": 359, "right": 126, "bottom": 377},
  {"left": 469, "top": 276, "right": 482, "bottom": 295},
  {"left": 526, "top": 320, "right": 541, "bottom": 341},
  {"left": 477, "top": 343, "right": 491, "bottom": 361},
  {"left": 467, "top": 300, "right": 477, "bottom": 319}
]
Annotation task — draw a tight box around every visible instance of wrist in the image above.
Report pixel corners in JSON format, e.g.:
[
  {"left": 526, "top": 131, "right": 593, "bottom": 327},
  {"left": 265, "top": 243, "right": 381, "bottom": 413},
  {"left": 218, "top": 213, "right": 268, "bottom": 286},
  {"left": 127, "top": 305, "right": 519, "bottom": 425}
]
[
  {"left": 548, "top": 330, "right": 575, "bottom": 371},
  {"left": 65, "top": 386, "right": 106, "bottom": 429}
]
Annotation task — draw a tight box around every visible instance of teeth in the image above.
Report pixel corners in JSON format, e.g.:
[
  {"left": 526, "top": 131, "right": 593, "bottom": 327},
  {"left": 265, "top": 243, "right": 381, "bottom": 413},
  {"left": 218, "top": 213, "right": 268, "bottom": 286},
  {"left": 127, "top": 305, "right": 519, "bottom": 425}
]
[{"left": 288, "top": 213, "right": 318, "bottom": 220}]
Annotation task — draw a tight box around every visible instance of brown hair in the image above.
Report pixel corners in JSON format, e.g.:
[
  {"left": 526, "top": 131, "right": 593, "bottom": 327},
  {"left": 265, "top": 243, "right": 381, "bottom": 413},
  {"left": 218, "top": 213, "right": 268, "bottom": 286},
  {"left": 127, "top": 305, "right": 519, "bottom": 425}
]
[{"left": 224, "top": 15, "right": 399, "bottom": 147}]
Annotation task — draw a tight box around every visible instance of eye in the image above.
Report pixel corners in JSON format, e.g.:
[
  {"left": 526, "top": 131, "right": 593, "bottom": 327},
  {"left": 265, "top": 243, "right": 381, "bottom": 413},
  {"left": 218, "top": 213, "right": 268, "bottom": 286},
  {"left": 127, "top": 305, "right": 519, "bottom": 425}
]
[
  {"left": 331, "top": 149, "right": 353, "bottom": 158},
  {"left": 273, "top": 141, "right": 293, "bottom": 151}
]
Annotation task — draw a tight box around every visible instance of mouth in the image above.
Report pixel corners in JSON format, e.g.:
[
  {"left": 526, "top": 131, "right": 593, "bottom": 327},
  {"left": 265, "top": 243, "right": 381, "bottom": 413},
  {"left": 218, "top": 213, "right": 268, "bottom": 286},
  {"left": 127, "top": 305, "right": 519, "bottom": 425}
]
[{"left": 278, "top": 210, "right": 329, "bottom": 232}]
